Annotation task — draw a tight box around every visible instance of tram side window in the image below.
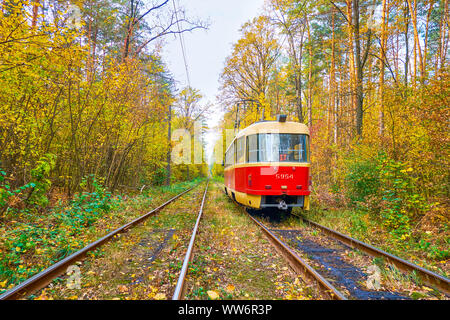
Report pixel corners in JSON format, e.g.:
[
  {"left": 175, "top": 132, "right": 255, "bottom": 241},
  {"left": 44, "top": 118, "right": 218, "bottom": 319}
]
[
  {"left": 247, "top": 134, "right": 258, "bottom": 163},
  {"left": 236, "top": 136, "right": 245, "bottom": 164},
  {"left": 225, "top": 142, "right": 235, "bottom": 167}
]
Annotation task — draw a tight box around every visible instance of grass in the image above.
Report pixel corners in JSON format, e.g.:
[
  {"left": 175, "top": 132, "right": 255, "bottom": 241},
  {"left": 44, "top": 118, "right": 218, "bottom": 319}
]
[
  {"left": 0, "top": 177, "right": 203, "bottom": 295},
  {"left": 29, "top": 182, "right": 207, "bottom": 300}
]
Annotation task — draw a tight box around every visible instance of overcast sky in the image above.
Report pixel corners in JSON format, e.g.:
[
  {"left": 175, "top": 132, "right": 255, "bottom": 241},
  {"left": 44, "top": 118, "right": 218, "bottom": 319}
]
[{"left": 161, "top": 0, "right": 266, "bottom": 162}]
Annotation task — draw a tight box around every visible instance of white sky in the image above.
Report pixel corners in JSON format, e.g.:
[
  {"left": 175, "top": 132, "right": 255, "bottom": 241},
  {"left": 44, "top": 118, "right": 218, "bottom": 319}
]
[{"left": 161, "top": 0, "right": 266, "bottom": 163}]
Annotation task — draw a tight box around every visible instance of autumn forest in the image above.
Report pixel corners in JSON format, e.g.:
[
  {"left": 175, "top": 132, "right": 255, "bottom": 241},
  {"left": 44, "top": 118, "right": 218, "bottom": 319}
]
[
  {"left": 214, "top": 0, "right": 448, "bottom": 264},
  {"left": 0, "top": 0, "right": 448, "bottom": 300}
]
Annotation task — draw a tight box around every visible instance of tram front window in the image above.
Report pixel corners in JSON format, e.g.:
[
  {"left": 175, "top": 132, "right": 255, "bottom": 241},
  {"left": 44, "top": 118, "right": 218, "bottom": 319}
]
[{"left": 256, "top": 133, "right": 308, "bottom": 163}]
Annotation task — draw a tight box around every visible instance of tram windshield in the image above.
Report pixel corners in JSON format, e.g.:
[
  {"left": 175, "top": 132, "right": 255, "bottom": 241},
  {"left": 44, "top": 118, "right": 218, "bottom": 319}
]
[{"left": 247, "top": 133, "right": 309, "bottom": 163}]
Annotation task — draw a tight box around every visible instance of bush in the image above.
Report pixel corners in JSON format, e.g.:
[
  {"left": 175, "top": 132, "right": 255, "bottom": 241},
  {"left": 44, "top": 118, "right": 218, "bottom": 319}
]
[
  {"left": 151, "top": 167, "right": 167, "bottom": 186},
  {"left": 0, "top": 173, "right": 122, "bottom": 291},
  {"left": 53, "top": 174, "right": 120, "bottom": 234},
  {"left": 0, "top": 154, "right": 56, "bottom": 217},
  {"left": 343, "top": 151, "right": 428, "bottom": 241},
  {"left": 27, "top": 154, "right": 56, "bottom": 207},
  {"left": 378, "top": 156, "right": 428, "bottom": 240},
  {"left": 344, "top": 153, "right": 382, "bottom": 206}
]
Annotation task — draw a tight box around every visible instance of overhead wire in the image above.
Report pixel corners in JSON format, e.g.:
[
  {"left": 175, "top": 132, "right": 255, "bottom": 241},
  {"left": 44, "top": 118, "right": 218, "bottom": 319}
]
[{"left": 172, "top": 0, "right": 191, "bottom": 89}]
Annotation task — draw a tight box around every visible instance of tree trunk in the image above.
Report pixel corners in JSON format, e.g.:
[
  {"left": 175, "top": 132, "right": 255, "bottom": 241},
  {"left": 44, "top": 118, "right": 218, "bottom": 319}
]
[
  {"left": 407, "top": 0, "right": 423, "bottom": 82},
  {"left": 330, "top": 10, "right": 336, "bottom": 143},
  {"left": 379, "top": 0, "right": 388, "bottom": 137},
  {"left": 306, "top": 16, "right": 313, "bottom": 129},
  {"left": 352, "top": 0, "right": 364, "bottom": 136},
  {"left": 346, "top": 0, "right": 357, "bottom": 132},
  {"left": 32, "top": 0, "right": 40, "bottom": 27},
  {"left": 404, "top": 0, "right": 410, "bottom": 87}
]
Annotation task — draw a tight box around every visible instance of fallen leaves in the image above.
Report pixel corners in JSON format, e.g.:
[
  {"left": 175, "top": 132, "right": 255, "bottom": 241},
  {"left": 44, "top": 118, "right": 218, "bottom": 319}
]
[
  {"left": 207, "top": 290, "right": 220, "bottom": 300},
  {"left": 154, "top": 293, "right": 166, "bottom": 300},
  {"left": 117, "top": 285, "right": 129, "bottom": 293},
  {"left": 225, "top": 284, "right": 235, "bottom": 293}
]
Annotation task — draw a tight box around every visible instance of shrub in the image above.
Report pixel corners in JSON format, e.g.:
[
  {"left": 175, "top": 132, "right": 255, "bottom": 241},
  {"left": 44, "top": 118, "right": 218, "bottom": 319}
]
[
  {"left": 378, "top": 156, "right": 428, "bottom": 240},
  {"left": 53, "top": 174, "right": 119, "bottom": 234},
  {"left": 343, "top": 151, "right": 429, "bottom": 241},
  {"left": 151, "top": 167, "right": 167, "bottom": 186},
  {"left": 344, "top": 153, "right": 382, "bottom": 207},
  {"left": 27, "top": 154, "right": 56, "bottom": 207}
]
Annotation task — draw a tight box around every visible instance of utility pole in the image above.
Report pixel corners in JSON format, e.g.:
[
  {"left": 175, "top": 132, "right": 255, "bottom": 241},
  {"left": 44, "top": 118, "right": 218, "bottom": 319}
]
[{"left": 166, "top": 104, "right": 172, "bottom": 185}]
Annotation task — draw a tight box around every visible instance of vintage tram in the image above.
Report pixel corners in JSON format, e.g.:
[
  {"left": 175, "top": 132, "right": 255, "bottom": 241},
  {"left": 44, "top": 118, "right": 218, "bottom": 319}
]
[{"left": 223, "top": 115, "right": 311, "bottom": 214}]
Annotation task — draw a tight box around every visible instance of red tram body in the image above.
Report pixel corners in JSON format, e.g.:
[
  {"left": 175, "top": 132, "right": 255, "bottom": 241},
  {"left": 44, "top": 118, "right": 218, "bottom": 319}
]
[{"left": 224, "top": 117, "right": 311, "bottom": 213}]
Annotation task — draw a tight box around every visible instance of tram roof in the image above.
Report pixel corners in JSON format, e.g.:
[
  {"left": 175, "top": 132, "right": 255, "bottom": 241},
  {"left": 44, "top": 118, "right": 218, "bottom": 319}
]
[
  {"left": 235, "top": 121, "right": 310, "bottom": 139},
  {"left": 224, "top": 121, "right": 310, "bottom": 153}
]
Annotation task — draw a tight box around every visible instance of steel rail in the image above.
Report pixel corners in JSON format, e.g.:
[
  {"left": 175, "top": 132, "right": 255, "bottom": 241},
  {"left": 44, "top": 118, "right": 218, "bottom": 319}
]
[
  {"left": 172, "top": 180, "right": 209, "bottom": 300},
  {"left": 299, "top": 217, "right": 450, "bottom": 295},
  {"left": 245, "top": 212, "right": 347, "bottom": 300},
  {"left": 0, "top": 182, "right": 202, "bottom": 300},
  {"left": 213, "top": 181, "right": 345, "bottom": 299}
]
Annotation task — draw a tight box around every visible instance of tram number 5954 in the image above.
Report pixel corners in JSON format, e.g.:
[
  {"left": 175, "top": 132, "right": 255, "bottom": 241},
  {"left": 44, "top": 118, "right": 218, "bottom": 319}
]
[{"left": 275, "top": 173, "right": 294, "bottom": 179}]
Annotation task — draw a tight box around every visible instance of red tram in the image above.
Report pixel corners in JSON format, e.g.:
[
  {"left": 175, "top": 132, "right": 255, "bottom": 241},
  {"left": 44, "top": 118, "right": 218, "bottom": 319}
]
[{"left": 223, "top": 116, "right": 311, "bottom": 214}]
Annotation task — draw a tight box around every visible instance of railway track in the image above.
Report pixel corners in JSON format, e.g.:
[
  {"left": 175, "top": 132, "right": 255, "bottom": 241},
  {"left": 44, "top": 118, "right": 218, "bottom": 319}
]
[
  {"left": 245, "top": 212, "right": 347, "bottom": 300},
  {"left": 215, "top": 181, "right": 448, "bottom": 299},
  {"left": 0, "top": 181, "right": 205, "bottom": 300},
  {"left": 211, "top": 180, "right": 343, "bottom": 299},
  {"left": 244, "top": 208, "right": 449, "bottom": 299},
  {"left": 172, "top": 180, "right": 209, "bottom": 300},
  {"left": 297, "top": 216, "right": 450, "bottom": 296},
  {"left": 4, "top": 179, "right": 446, "bottom": 300}
]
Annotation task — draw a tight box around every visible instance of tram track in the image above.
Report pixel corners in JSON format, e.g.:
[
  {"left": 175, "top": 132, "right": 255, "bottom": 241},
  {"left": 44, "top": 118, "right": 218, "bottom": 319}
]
[
  {"left": 216, "top": 180, "right": 449, "bottom": 299},
  {"left": 247, "top": 209, "right": 449, "bottom": 299},
  {"left": 0, "top": 181, "right": 205, "bottom": 300},
  {"left": 245, "top": 212, "right": 347, "bottom": 300},
  {"left": 212, "top": 181, "right": 343, "bottom": 299},
  {"left": 172, "top": 180, "right": 209, "bottom": 300},
  {"left": 297, "top": 216, "right": 450, "bottom": 296},
  {"left": 4, "top": 178, "right": 447, "bottom": 300}
]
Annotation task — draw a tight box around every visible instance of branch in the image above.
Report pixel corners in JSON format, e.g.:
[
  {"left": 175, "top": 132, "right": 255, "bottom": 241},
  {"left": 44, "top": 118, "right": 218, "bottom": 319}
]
[
  {"left": 369, "top": 53, "right": 398, "bottom": 84},
  {"left": 134, "top": 0, "right": 170, "bottom": 26},
  {"left": 328, "top": 0, "right": 350, "bottom": 24},
  {"left": 134, "top": 23, "right": 206, "bottom": 56}
]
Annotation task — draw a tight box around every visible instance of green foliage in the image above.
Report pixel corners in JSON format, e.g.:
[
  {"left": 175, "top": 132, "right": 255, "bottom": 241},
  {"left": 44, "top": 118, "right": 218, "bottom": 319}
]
[
  {"left": 378, "top": 156, "right": 428, "bottom": 240},
  {"left": 416, "top": 240, "right": 449, "bottom": 260},
  {"left": 0, "top": 169, "right": 38, "bottom": 216},
  {"left": 343, "top": 151, "right": 429, "bottom": 241},
  {"left": 151, "top": 167, "right": 167, "bottom": 186},
  {"left": 0, "top": 223, "right": 58, "bottom": 285},
  {"left": 212, "top": 174, "right": 224, "bottom": 183},
  {"left": 27, "top": 154, "right": 56, "bottom": 207},
  {"left": 0, "top": 154, "right": 56, "bottom": 219},
  {"left": 349, "top": 213, "right": 368, "bottom": 235},
  {"left": 0, "top": 174, "right": 121, "bottom": 291},
  {"left": 53, "top": 175, "right": 119, "bottom": 234},
  {"left": 0, "top": 170, "right": 9, "bottom": 209},
  {"left": 344, "top": 153, "right": 382, "bottom": 205}
]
